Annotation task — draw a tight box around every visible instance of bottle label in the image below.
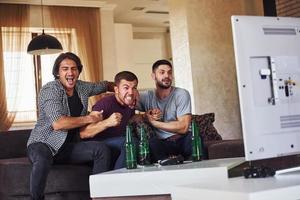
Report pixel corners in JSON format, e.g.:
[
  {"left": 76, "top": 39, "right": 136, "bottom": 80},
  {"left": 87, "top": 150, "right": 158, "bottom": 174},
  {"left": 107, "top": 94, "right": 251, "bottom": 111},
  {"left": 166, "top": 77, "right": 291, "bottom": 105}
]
[
  {"left": 138, "top": 125, "right": 151, "bottom": 165},
  {"left": 138, "top": 142, "right": 151, "bottom": 165},
  {"left": 192, "top": 120, "right": 202, "bottom": 162},
  {"left": 125, "top": 125, "right": 137, "bottom": 169},
  {"left": 192, "top": 137, "right": 201, "bottom": 161},
  {"left": 126, "top": 142, "right": 137, "bottom": 169}
]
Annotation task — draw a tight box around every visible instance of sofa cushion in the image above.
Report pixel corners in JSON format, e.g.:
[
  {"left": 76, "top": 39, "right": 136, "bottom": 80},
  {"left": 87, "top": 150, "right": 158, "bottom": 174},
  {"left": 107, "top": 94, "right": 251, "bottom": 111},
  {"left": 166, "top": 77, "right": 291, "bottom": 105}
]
[
  {"left": 192, "top": 113, "right": 222, "bottom": 141},
  {"left": 129, "top": 115, "right": 156, "bottom": 139},
  {"left": 0, "top": 157, "right": 91, "bottom": 197}
]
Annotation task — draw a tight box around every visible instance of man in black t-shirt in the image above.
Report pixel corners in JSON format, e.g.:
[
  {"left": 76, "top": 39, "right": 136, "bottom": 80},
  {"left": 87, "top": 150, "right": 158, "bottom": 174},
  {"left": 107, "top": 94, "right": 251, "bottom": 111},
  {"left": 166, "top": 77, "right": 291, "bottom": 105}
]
[{"left": 80, "top": 71, "right": 138, "bottom": 169}]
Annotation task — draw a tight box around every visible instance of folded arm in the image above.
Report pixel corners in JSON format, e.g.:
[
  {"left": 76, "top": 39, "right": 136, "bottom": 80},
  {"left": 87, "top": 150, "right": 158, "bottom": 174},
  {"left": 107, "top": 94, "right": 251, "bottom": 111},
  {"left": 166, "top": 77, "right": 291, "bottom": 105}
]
[
  {"left": 147, "top": 112, "right": 191, "bottom": 134},
  {"left": 52, "top": 111, "right": 102, "bottom": 131},
  {"left": 80, "top": 112, "right": 122, "bottom": 139}
]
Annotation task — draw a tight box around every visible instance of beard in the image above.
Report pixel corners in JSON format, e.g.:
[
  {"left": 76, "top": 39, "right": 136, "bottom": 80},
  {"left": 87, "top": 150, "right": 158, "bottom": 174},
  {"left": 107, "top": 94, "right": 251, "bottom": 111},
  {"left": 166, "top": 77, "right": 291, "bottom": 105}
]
[{"left": 156, "top": 78, "right": 172, "bottom": 89}]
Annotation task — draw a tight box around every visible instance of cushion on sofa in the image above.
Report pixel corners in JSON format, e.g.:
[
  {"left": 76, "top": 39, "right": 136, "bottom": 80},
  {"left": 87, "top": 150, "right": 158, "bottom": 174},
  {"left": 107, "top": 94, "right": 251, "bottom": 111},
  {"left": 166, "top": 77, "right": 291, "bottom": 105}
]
[
  {"left": 192, "top": 113, "right": 222, "bottom": 141},
  {"left": 129, "top": 115, "right": 156, "bottom": 139},
  {"left": 130, "top": 113, "right": 221, "bottom": 139}
]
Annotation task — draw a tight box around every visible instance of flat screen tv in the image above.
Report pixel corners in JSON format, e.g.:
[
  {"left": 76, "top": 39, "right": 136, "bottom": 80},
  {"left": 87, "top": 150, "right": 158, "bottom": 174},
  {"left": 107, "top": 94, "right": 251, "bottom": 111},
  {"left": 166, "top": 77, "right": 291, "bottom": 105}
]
[{"left": 231, "top": 15, "right": 300, "bottom": 168}]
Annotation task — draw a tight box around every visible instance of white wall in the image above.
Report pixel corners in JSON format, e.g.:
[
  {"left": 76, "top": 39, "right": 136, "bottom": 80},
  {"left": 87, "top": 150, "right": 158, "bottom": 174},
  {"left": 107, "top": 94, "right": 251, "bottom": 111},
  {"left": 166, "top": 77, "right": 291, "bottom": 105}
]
[
  {"left": 132, "top": 39, "right": 161, "bottom": 89},
  {"left": 101, "top": 8, "right": 117, "bottom": 81},
  {"left": 114, "top": 24, "right": 134, "bottom": 73},
  {"left": 168, "top": 0, "right": 263, "bottom": 139},
  {"left": 112, "top": 24, "right": 170, "bottom": 90}
]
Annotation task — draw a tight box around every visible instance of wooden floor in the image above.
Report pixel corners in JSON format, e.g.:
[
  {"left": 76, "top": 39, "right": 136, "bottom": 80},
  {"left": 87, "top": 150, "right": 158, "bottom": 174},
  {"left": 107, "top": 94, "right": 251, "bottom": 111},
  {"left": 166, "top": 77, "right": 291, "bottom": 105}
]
[{"left": 93, "top": 194, "right": 171, "bottom": 200}]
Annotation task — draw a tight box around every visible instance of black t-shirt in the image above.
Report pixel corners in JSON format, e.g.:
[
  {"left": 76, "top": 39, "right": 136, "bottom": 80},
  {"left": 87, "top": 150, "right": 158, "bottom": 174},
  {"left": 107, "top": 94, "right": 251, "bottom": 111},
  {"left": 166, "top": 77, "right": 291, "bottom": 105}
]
[{"left": 65, "top": 89, "right": 83, "bottom": 143}]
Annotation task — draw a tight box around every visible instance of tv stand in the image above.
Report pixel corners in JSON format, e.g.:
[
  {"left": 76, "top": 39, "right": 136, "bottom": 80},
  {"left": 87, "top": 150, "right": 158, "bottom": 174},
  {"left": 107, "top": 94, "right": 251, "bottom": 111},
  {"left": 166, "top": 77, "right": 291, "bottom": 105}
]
[
  {"left": 228, "top": 154, "right": 300, "bottom": 178},
  {"left": 276, "top": 166, "right": 300, "bottom": 175},
  {"left": 243, "top": 165, "right": 275, "bottom": 178}
]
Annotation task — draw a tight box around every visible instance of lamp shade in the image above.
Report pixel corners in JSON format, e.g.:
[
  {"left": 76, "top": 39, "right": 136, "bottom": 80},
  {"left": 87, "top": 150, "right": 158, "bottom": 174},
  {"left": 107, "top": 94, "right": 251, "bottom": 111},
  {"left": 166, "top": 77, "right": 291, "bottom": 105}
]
[{"left": 27, "top": 31, "right": 63, "bottom": 55}]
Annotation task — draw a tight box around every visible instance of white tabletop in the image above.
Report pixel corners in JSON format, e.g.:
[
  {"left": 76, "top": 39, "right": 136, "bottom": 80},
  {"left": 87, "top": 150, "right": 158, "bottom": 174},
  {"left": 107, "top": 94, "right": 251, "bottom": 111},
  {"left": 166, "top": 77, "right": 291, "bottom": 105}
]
[
  {"left": 170, "top": 171, "right": 300, "bottom": 200},
  {"left": 89, "top": 157, "right": 245, "bottom": 198}
]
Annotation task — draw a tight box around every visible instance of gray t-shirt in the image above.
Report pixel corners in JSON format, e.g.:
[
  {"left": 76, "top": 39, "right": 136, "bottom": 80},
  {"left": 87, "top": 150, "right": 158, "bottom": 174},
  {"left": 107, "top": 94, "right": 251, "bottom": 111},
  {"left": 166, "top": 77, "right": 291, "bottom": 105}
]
[{"left": 136, "top": 87, "right": 191, "bottom": 139}]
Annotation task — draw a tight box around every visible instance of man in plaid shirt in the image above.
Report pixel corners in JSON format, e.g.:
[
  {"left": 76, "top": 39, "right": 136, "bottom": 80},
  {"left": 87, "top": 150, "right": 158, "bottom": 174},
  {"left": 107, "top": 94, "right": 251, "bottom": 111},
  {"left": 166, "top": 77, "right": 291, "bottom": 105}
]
[{"left": 27, "top": 52, "right": 112, "bottom": 200}]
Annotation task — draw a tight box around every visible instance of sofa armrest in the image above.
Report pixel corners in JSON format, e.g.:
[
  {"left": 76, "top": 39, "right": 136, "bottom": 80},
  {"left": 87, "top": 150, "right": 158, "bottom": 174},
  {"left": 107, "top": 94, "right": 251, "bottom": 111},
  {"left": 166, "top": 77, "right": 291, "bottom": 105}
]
[
  {"left": 0, "top": 129, "right": 31, "bottom": 159},
  {"left": 207, "top": 139, "right": 244, "bottom": 159}
]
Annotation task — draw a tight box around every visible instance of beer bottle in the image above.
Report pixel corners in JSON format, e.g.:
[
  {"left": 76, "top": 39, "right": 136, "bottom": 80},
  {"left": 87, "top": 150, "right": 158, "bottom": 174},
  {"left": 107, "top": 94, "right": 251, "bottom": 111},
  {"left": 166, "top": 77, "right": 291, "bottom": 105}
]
[
  {"left": 125, "top": 125, "right": 137, "bottom": 169},
  {"left": 138, "top": 124, "right": 151, "bottom": 165},
  {"left": 192, "top": 119, "right": 202, "bottom": 161}
]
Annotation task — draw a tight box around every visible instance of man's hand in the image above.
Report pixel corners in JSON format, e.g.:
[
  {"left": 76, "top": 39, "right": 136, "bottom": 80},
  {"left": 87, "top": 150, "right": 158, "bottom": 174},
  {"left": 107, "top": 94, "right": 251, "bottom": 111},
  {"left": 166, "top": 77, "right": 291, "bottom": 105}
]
[
  {"left": 106, "top": 112, "right": 122, "bottom": 127},
  {"left": 146, "top": 108, "right": 162, "bottom": 122},
  {"left": 87, "top": 110, "right": 103, "bottom": 123},
  {"left": 80, "top": 111, "right": 122, "bottom": 139}
]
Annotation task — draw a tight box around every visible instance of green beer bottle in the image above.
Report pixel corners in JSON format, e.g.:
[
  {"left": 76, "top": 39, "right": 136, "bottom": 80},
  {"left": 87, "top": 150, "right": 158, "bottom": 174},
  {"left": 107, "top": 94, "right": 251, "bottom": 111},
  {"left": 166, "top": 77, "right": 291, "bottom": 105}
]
[
  {"left": 125, "top": 125, "right": 137, "bottom": 169},
  {"left": 138, "top": 124, "right": 151, "bottom": 165},
  {"left": 192, "top": 119, "right": 202, "bottom": 161}
]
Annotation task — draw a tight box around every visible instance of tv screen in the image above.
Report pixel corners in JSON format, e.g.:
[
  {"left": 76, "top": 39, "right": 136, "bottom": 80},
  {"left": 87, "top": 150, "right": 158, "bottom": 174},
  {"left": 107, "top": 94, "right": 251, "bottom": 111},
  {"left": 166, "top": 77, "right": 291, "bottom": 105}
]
[{"left": 231, "top": 15, "right": 300, "bottom": 161}]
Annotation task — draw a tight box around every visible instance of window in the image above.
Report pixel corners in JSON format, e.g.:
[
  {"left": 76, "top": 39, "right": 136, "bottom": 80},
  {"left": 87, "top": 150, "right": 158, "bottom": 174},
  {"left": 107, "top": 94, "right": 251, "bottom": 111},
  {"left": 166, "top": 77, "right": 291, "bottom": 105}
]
[
  {"left": 3, "top": 51, "right": 36, "bottom": 123},
  {"left": 2, "top": 28, "right": 71, "bottom": 128}
]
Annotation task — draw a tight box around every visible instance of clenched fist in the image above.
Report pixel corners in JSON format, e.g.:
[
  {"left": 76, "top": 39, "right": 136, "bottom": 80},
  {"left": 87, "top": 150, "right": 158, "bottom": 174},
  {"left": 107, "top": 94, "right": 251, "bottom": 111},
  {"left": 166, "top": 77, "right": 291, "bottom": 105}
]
[{"left": 107, "top": 112, "right": 122, "bottom": 127}]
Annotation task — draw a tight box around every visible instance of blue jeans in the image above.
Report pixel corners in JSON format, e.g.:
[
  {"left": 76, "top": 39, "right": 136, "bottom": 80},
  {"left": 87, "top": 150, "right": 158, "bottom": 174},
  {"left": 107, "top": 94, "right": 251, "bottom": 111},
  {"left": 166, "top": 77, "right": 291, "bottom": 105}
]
[
  {"left": 27, "top": 141, "right": 110, "bottom": 200},
  {"left": 103, "top": 136, "right": 138, "bottom": 170},
  {"left": 149, "top": 132, "right": 193, "bottom": 162}
]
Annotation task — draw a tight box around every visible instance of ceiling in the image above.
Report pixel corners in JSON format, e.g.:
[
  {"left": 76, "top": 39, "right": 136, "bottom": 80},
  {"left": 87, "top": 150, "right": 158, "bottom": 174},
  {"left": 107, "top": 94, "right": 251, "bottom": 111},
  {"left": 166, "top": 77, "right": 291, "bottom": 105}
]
[
  {"left": 1, "top": 0, "right": 170, "bottom": 27},
  {"left": 102, "top": 0, "right": 169, "bottom": 27}
]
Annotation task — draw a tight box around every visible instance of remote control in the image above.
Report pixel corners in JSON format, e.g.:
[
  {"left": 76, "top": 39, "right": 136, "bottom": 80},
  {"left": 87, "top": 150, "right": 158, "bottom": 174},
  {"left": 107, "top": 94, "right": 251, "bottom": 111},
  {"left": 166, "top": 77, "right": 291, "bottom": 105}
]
[{"left": 158, "top": 155, "right": 184, "bottom": 166}]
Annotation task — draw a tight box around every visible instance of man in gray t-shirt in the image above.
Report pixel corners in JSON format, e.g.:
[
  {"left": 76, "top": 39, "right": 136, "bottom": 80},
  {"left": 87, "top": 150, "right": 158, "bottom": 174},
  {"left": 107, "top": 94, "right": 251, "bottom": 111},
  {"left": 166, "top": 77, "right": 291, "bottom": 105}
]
[{"left": 136, "top": 59, "right": 192, "bottom": 162}]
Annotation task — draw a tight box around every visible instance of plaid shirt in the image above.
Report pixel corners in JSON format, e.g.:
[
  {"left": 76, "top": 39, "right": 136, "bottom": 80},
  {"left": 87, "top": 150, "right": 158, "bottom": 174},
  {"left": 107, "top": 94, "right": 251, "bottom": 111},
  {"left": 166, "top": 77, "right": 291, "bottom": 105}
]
[{"left": 27, "top": 79, "right": 108, "bottom": 155}]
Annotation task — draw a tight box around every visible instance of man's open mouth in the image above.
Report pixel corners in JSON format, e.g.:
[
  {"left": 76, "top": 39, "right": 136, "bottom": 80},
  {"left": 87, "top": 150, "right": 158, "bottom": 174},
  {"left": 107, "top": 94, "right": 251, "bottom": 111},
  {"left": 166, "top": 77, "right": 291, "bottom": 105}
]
[{"left": 66, "top": 77, "right": 74, "bottom": 84}]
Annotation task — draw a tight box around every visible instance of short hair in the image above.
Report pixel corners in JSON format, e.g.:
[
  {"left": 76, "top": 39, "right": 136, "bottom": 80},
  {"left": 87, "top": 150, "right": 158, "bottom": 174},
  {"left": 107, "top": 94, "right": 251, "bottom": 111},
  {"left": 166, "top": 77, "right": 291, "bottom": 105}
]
[
  {"left": 52, "top": 52, "right": 83, "bottom": 79},
  {"left": 152, "top": 59, "right": 172, "bottom": 72},
  {"left": 114, "top": 71, "right": 138, "bottom": 85}
]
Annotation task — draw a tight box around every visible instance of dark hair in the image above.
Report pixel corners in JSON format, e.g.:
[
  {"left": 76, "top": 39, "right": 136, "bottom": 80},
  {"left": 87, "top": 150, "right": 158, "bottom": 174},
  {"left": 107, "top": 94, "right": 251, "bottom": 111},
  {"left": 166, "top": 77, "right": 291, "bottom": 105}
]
[
  {"left": 52, "top": 52, "right": 83, "bottom": 79},
  {"left": 114, "top": 71, "right": 138, "bottom": 85},
  {"left": 152, "top": 59, "right": 172, "bottom": 72}
]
